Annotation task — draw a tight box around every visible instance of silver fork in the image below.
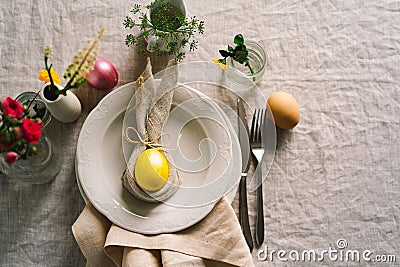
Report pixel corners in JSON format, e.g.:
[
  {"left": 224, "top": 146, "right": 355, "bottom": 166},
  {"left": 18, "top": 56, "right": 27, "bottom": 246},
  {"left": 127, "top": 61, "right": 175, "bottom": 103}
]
[{"left": 250, "top": 109, "right": 265, "bottom": 246}]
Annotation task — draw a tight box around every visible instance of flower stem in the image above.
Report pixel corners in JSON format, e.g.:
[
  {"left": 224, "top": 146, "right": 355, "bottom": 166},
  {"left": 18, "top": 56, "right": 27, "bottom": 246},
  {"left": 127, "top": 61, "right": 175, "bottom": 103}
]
[
  {"left": 27, "top": 90, "right": 41, "bottom": 110},
  {"left": 45, "top": 56, "right": 56, "bottom": 92},
  {"left": 245, "top": 60, "right": 254, "bottom": 75}
]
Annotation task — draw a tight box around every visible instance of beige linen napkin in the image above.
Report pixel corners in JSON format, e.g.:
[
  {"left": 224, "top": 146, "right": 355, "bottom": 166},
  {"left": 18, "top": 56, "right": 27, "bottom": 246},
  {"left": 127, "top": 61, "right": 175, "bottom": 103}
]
[{"left": 72, "top": 197, "right": 254, "bottom": 267}]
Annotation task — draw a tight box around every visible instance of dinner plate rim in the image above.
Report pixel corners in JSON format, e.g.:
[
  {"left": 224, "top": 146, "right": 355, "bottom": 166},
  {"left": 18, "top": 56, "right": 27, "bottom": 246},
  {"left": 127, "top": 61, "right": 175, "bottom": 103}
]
[{"left": 75, "top": 81, "right": 241, "bottom": 234}]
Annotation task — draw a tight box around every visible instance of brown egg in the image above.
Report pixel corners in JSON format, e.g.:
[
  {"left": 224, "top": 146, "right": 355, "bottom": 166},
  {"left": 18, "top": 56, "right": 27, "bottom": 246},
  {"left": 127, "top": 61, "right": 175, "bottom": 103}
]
[{"left": 267, "top": 92, "right": 300, "bottom": 129}]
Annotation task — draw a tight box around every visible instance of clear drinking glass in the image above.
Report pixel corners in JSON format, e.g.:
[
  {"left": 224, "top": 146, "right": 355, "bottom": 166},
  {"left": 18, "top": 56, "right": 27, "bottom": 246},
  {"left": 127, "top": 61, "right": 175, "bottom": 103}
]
[{"left": 228, "top": 40, "right": 267, "bottom": 83}]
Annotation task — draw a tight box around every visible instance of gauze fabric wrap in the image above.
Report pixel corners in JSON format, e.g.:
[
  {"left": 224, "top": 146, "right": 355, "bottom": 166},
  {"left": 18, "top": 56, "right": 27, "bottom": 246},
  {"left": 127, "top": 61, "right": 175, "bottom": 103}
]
[{"left": 121, "top": 58, "right": 181, "bottom": 203}]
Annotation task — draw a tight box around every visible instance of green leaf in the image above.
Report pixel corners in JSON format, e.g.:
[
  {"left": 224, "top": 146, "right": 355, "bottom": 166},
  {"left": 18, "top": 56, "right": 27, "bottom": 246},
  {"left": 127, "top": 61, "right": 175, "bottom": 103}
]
[
  {"left": 189, "top": 40, "right": 198, "bottom": 51},
  {"left": 218, "top": 58, "right": 227, "bottom": 65},
  {"left": 198, "top": 21, "right": 205, "bottom": 34},
  {"left": 233, "top": 50, "right": 248, "bottom": 64},
  {"left": 125, "top": 34, "right": 136, "bottom": 46},
  {"left": 234, "top": 44, "right": 247, "bottom": 52},
  {"left": 132, "top": 4, "right": 141, "bottom": 13},
  {"left": 123, "top": 17, "right": 135, "bottom": 29},
  {"left": 234, "top": 34, "right": 244, "bottom": 45},
  {"left": 228, "top": 45, "right": 234, "bottom": 52},
  {"left": 219, "top": 50, "right": 231, "bottom": 58}
]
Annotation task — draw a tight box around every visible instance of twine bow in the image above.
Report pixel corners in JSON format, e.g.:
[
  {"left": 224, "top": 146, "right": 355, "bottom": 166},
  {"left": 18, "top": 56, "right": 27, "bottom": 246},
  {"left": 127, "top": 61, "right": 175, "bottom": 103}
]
[
  {"left": 124, "top": 126, "right": 164, "bottom": 150},
  {"left": 124, "top": 116, "right": 181, "bottom": 152}
]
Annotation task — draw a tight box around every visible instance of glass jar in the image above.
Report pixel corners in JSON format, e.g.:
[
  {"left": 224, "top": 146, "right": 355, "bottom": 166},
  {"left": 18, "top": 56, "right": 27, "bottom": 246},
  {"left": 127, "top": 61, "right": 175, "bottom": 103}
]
[
  {"left": 15, "top": 91, "right": 52, "bottom": 127},
  {"left": 1, "top": 92, "right": 61, "bottom": 184},
  {"left": 228, "top": 40, "right": 267, "bottom": 83},
  {"left": 0, "top": 130, "right": 62, "bottom": 184}
]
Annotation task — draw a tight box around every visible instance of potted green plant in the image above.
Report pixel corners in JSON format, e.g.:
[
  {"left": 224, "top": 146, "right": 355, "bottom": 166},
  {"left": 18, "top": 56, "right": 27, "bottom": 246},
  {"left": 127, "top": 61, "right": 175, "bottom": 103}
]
[{"left": 123, "top": 0, "right": 205, "bottom": 61}]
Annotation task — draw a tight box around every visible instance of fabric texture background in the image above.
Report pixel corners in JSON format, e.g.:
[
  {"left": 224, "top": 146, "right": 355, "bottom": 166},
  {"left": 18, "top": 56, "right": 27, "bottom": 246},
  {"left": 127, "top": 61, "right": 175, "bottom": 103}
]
[{"left": 0, "top": 0, "right": 399, "bottom": 266}]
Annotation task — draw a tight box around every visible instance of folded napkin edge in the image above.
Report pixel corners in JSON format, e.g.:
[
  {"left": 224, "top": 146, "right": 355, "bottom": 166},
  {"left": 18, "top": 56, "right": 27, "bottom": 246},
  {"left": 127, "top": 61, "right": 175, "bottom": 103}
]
[
  {"left": 103, "top": 198, "right": 253, "bottom": 267},
  {"left": 104, "top": 242, "right": 252, "bottom": 267}
]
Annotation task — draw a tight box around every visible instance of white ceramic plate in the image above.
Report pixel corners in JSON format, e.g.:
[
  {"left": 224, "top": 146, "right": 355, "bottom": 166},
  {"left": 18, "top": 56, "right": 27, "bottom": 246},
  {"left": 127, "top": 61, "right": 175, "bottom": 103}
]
[{"left": 75, "top": 81, "right": 241, "bottom": 234}]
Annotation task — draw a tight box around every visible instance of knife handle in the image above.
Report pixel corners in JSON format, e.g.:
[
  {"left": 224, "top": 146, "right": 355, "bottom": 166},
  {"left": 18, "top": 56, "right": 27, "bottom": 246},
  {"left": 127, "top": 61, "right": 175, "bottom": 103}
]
[
  {"left": 255, "top": 169, "right": 264, "bottom": 246},
  {"left": 239, "top": 176, "right": 253, "bottom": 251}
]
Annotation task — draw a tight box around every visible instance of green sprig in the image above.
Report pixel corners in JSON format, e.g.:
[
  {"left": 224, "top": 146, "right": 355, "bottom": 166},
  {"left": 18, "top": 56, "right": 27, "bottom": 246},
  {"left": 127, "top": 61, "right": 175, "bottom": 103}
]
[{"left": 218, "top": 34, "right": 254, "bottom": 75}]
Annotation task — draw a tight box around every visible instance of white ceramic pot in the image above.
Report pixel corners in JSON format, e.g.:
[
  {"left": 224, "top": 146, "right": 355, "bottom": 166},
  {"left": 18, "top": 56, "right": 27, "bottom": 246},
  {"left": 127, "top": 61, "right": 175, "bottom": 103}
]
[{"left": 39, "top": 83, "right": 82, "bottom": 123}]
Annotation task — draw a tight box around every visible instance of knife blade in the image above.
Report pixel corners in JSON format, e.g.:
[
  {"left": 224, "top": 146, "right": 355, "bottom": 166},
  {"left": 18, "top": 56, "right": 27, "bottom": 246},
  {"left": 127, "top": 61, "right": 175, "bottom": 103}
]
[{"left": 237, "top": 98, "right": 253, "bottom": 251}]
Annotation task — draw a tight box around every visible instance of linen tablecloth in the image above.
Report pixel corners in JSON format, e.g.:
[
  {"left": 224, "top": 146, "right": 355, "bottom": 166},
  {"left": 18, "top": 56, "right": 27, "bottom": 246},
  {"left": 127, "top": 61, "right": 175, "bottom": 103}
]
[{"left": 1, "top": 0, "right": 399, "bottom": 266}]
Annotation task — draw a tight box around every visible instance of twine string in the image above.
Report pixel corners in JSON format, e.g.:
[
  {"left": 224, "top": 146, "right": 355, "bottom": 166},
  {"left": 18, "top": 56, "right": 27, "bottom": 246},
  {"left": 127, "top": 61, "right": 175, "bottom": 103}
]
[
  {"left": 124, "top": 126, "right": 163, "bottom": 149},
  {"left": 124, "top": 124, "right": 182, "bottom": 152}
]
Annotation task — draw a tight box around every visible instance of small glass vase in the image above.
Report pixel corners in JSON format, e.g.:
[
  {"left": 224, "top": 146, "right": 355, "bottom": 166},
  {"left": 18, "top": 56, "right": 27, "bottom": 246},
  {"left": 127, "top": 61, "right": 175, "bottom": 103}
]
[
  {"left": 228, "top": 40, "right": 267, "bottom": 83},
  {"left": 15, "top": 91, "right": 52, "bottom": 127},
  {"left": 0, "top": 130, "right": 62, "bottom": 184}
]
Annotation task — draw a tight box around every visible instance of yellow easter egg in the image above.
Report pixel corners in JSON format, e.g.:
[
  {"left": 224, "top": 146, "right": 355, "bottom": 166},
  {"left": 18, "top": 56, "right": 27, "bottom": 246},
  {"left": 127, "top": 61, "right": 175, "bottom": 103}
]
[{"left": 134, "top": 148, "right": 169, "bottom": 191}]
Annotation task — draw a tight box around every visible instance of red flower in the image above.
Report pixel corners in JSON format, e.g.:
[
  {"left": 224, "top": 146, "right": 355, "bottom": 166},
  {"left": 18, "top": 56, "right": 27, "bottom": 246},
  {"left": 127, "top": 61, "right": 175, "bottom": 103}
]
[
  {"left": 5, "top": 151, "right": 18, "bottom": 164},
  {"left": 1, "top": 97, "right": 23, "bottom": 119},
  {"left": 21, "top": 118, "right": 43, "bottom": 144}
]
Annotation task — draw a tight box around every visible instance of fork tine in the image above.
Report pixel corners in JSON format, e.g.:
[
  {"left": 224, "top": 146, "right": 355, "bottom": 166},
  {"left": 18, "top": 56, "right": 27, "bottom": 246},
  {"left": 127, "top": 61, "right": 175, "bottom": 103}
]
[
  {"left": 255, "top": 109, "right": 261, "bottom": 142},
  {"left": 258, "top": 109, "right": 266, "bottom": 142},
  {"left": 256, "top": 110, "right": 262, "bottom": 142},
  {"left": 255, "top": 109, "right": 265, "bottom": 143},
  {"left": 256, "top": 109, "right": 262, "bottom": 142},
  {"left": 250, "top": 109, "right": 258, "bottom": 142},
  {"left": 256, "top": 109, "right": 261, "bottom": 142}
]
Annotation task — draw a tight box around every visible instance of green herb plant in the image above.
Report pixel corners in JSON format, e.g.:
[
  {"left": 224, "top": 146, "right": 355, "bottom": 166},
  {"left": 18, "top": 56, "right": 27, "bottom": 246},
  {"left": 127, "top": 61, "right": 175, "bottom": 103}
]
[
  {"left": 217, "top": 34, "right": 254, "bottom": 76},
  {"left": 123, "top": 0, "right": 205, "bottom": 61}
]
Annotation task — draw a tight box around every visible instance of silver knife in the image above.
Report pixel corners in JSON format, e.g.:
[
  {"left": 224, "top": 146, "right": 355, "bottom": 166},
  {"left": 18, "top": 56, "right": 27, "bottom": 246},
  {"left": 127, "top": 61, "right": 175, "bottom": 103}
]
[{"left": 237, "top": 98, "right": 254, "bottom": 251}]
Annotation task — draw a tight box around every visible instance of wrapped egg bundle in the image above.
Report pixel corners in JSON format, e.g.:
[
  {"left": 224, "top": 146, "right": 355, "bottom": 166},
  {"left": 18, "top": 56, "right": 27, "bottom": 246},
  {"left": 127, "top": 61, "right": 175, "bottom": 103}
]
[
  {"left": 122, "top": 58, "right": 181, "bottom": 203},
  {"left": 122, "top": 145, "right": 181, "bottom": 203}
]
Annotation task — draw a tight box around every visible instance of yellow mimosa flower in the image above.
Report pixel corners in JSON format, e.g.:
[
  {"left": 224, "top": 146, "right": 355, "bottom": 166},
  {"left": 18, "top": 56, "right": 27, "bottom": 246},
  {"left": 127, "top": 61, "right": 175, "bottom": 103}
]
[
  {"left": 212, "top": 58, "right": 220, "bottom": 64},
  {"left": 39, "top": 68, "right": 61, "bottom": 84},
  {"left": 212, "top": 58, "right": 229, "bottom": 70}
]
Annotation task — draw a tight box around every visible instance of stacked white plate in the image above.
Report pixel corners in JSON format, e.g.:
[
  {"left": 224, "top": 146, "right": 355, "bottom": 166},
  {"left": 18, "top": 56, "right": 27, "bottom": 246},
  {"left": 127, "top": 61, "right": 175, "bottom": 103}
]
[{"left": 75, "top": 79, "right": 242, "bottom": 234}]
